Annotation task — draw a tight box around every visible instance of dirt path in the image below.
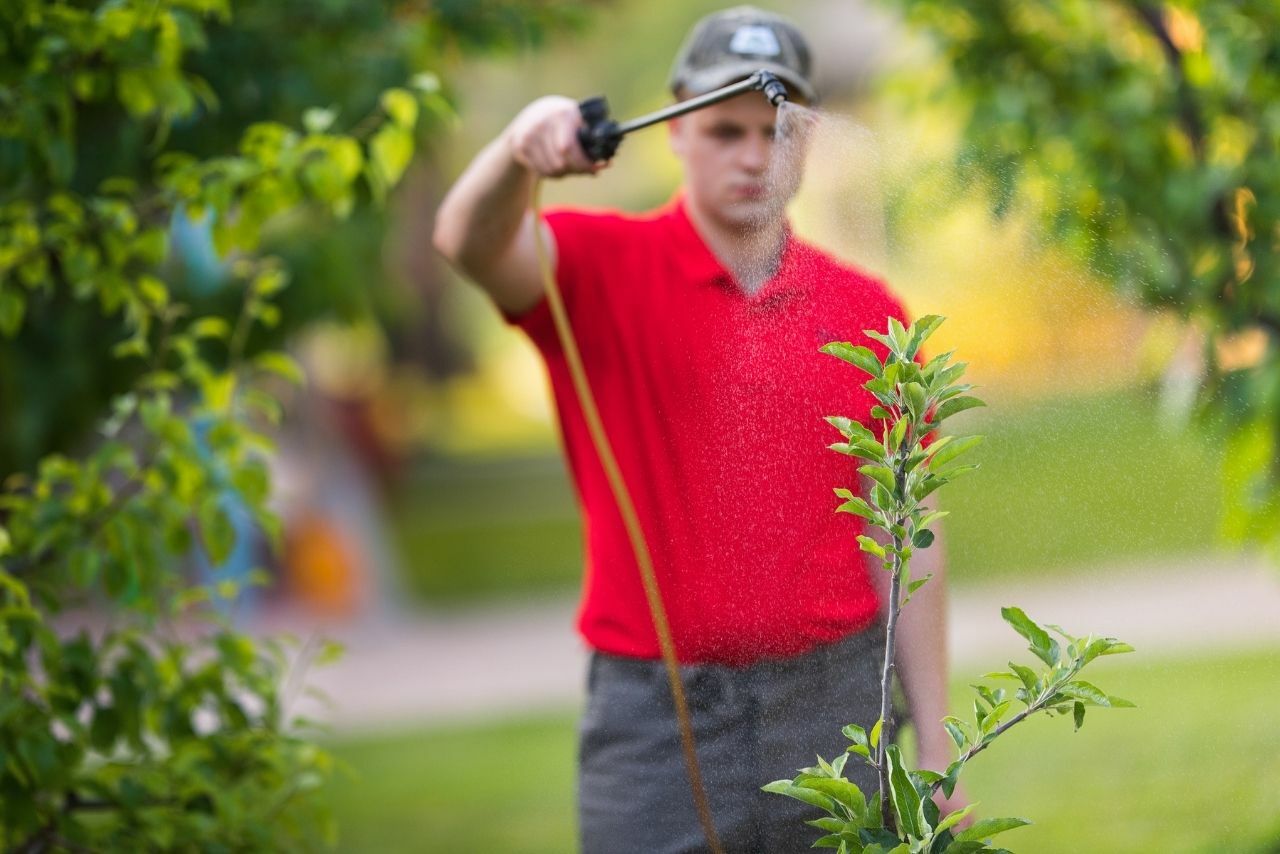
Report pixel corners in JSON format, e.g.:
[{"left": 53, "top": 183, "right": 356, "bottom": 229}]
[{"left": 266, "top": 554, "right": 1280, "bottom": 734}]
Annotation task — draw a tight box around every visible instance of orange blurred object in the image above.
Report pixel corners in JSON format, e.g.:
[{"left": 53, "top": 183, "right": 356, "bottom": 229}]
[{"left": 284, "top": 512, "right": 364, "bottom": 617}]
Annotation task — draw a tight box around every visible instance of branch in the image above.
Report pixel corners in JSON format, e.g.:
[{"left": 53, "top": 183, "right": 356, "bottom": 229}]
[
  {"left": 1127, "top": 1, "right": 1206, "bottom": 157},
  {"left": 927, "top": 664, "right": 1085, "bottom": 799},
  {"left": 875, "top": 453, "right": 911, "bottom": 831}
]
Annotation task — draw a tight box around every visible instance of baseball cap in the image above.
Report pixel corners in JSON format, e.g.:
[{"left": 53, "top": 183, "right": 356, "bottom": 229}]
[{"left": 668, "top": 6, "right": 818, "bottom": 104}]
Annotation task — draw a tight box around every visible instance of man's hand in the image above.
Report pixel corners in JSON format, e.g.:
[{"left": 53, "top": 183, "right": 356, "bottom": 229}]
[
  {"left": 434, "top": 94, "right": 611, "bottom": 315},
  {"left": 506, "top": 96, "right": 607, "bottom": 179}
]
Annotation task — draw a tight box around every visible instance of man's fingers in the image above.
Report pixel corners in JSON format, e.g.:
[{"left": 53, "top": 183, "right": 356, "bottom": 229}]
[
  {"left": 558, "top": 120, "right": 596, "bottom": 174},
  {"left": 508, "top": 96, "right": 604, "bottom": 178}
]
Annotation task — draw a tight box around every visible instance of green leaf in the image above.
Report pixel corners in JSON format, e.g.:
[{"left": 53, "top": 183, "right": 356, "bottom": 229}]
[
  {"left": 911, "top": 528, "right": 935, "bottom": 549},
  {"left": 316, "top": 639, "right": 345, "bottom": 666},
  {"left": 830, "top": 441, "right": 885, "bottom": 462},
  {"left": 842, "top": 723, "right": 869, "bottom": 748},
  {"left": 928, "top": 435, "right": 983, "bottom": 469},
  {"left": 887, "top": 317, "right": 908, "bottom": 352},
  {"left": 797, "top": 776, "right": 867, "bottom": 817},
  {"left": 90, "top": 705, "right": 119, "bottom": 752},
  {"left": 191, "top": 316, "right": 230, "bottom": 339},
  {"left": 836, "top": 496, "right": 877, "bottom": 521},
  {"left": 935, "top": 802, "right": 978, "bottom": 836},
  {"left": 821, "top": 342, "right": 883, "bottom": 377},
  {"left": 1008, "top": 662, "right": 1040, "bottom": 696},
  {"left": 370, "top": 125, "right": 414, "bottom": 187},
  {"left": 859, "top": 465, "right": 896, "bottom": 494},
  {"left": 253, "top": 352, "right": 306, "bottom": 385},
  {"left": 907, "top": 314, "right": 945, "bottom": 357},
  {"left": 847, "top": 743, "right": 871, "bottom": 759},
  {"left": 1073, "top": 701, "right": 1085, "bottom": 731},
  {"left": 1000, "top": 607, "right": 1059, "bottom": 666},
  {"left": 825, "top": 415, "right": 874, "bottom": 441},
  {"left": 857, "top": 536, "right": 886, "bottom": 559},
  {"left": 199, "top": 497, "right": 236, "bottom": 567},
  {"left": 381, "top": 88, "right": 419, "bottom": 128},
  {"left": 953, "top": 816, "right": 1031, "bottom": 844},
  {"left": 917, "top": 509, "right": 949, "bottom": 529},
  {"left": 931, "top": 463, "right": 980, "bottom": 485},
  {"left": 942, "top": 716, "right": 968, "bottom": 750},
  {"left": 869, "top": 717, "right": 883, "bottom": 749},
  {"left": 885, "top": 744, "right": 922, "bottom": 839},
  {"left": 889, "top": 417, "right": 908, "bottom": 452},
  {"left": 762, "top": 780, "right": 835, "bottom": 812},
  {"left": 0, "top": 288, "right": 26, "bottom": 336},
  {"left": 904, "top": 575, "right": 933, "bottom": 603},
  {"left": 903, "top": 382, "right": 926, "bottom": 419},
  {"left": 933, "top": 396, "right": 986, "bottom": 423},
  {"left": 1056, "top": 680, "right": 1112, "bottom": 707}
]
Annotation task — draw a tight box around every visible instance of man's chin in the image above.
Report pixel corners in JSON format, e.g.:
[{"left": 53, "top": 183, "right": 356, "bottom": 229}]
[{"left": 721, "top": 198, "right": 787, "bottom": 230}]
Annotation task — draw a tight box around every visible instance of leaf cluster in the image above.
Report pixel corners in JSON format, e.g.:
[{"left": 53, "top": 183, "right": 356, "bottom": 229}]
[
  {"left": 822, "top": 314, "right": 983, "bottom": 595},
  {"left": 764, "top": 738, "right": 1026, "bottom": 854},
  {"left": 0, "top": 0, "right": 464, "bottom": 848},
  {"left": 765, "top": 606, "right": 1135, "bottom": 854},
  {"left": 0, "top": 571, "right": 336, "bottom": 850}
]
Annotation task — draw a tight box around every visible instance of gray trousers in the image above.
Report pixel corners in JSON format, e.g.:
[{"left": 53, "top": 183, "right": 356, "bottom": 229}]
[{"left": 577, "top": 626, "right": 888, "bottom": 854}]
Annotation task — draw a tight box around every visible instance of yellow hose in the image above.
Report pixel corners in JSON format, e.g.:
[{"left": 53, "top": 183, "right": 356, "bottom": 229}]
[{"left": 531, "top": 181, "right": 724, "bottom": 854}]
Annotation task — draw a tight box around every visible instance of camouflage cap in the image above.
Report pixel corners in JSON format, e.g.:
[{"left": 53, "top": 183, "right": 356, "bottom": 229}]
[{"left": 668, "top": 6, "right": 817, "bottom": 104}]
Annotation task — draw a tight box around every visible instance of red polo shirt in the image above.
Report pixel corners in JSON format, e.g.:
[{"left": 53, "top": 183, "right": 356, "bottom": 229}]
[{"left": 507, "top": 195, "right": 911, "bottom": 665}]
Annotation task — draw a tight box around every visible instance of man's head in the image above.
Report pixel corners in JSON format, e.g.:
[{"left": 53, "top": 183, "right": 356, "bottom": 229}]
[
  {"left": 666, "top": 7, "right": 817, "bottom": 234},
  {"left": 668, "top": 6, "right": 817, "bottom": 106}
]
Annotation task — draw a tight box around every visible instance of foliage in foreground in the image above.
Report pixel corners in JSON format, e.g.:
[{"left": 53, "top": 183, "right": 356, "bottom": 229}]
[
  {"left": 884, "top": 0, "right": 1280, "bottom": 555},
  {"left": 1, "top": 0, "right": 609, "bottom": 848},
  {"left": 765, "top": 317, "right": 1134, "bottom": 853},
  {"left": 0, "top": 1, "right": 441, "bottom": 849}
]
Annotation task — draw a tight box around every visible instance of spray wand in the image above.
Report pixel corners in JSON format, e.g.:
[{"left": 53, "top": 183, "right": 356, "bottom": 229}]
[{"left": 577, "top": 68, "right": 790, "bottom": 161}]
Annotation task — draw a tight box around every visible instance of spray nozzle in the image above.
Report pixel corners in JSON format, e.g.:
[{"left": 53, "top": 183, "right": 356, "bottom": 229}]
[
  {"left": 577, "top": 68, "right": 790, "bottom": 163},
  {"left": 753, "top": 70, "right": 789, "bottom": 107}
]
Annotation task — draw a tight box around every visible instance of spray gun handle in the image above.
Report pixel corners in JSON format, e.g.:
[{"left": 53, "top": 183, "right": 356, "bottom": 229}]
[{"left": 577, "top": 96, "right": 623, "bottom": 163}]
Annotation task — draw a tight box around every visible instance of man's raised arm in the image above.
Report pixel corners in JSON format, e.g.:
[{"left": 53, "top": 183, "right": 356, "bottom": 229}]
[{"left": 431, "top": 96, "right": 605, "bottom": 316}]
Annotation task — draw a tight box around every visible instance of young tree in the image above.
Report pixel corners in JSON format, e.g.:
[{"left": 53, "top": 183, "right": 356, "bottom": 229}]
[{"left": 766, "top": 317, "right": 1133, "bottom": 853}]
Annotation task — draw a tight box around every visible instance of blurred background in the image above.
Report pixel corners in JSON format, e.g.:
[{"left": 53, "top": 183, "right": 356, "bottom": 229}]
[
  {"left": 11, "top": 1, "right": 1277, "bottom": 851},
  {"left": 298, "top": 3, "right": 1279, "bottom": 852}
]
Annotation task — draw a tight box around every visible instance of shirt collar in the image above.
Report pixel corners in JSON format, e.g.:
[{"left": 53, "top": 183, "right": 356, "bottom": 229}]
[{"left": 662, "top": 192, "right": 801, "bottom": 295}]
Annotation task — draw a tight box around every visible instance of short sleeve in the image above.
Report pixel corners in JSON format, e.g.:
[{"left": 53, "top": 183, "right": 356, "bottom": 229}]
[{"left": 501, "top": 208, "right": 611, "bottom": 354}]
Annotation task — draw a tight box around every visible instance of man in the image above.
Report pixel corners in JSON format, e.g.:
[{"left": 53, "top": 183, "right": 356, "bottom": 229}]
[{"left": 433, "top": 7, "right": 964, "bottom": 852}]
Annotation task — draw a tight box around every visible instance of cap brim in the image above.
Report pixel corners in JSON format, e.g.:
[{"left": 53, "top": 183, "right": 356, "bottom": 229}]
[{"left": 677, "top": 61, "right": 818, "bottom": 105}]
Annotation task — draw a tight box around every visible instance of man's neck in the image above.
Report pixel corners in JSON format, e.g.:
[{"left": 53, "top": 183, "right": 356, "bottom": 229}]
[{"left": 685, "top": 200, "right": 788, "bottom": 296}]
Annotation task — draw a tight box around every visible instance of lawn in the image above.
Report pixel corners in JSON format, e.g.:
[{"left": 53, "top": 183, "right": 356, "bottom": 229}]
[
  {"left": 325, "top": 646, "right": 1280, "bottom": 853},
  {"left": 391, "top": 387, "right": 1225, "bottom": 603}
]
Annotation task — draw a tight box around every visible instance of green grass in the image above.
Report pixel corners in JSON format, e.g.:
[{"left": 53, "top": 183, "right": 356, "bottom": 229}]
[
  {"left": 326, "top": 648, "right": 1280, "bottom": 853},
  {"left": 326, "top": 716, "right": 577, "bottom": 854},
  {"left": 392, "top": 388, "right": 1224, "bottom": 604},
  {"left": 942, "top": 386, "right": 1223, "bottom": 584}
]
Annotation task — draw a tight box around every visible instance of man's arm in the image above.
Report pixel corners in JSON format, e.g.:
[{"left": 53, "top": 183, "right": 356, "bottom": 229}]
[{"left": 431, "top": 96, "right": 605, "bottom": 316}]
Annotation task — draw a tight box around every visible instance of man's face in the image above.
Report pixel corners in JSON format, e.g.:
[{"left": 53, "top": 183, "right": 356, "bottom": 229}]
[{"left": 668, "top": 89, "right": 810, "bottom": 234}]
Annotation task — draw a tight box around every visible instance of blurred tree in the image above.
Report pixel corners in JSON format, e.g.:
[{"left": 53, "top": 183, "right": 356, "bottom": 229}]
[
  {"left": 884, "top": 0, "right": 1280, "bottom": 550},
  {"left": 0, "top": 0, "right": 600, "bottom": 475},
  {"left": 0, "top": 0, "right": 596, "bottom": 848}
]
